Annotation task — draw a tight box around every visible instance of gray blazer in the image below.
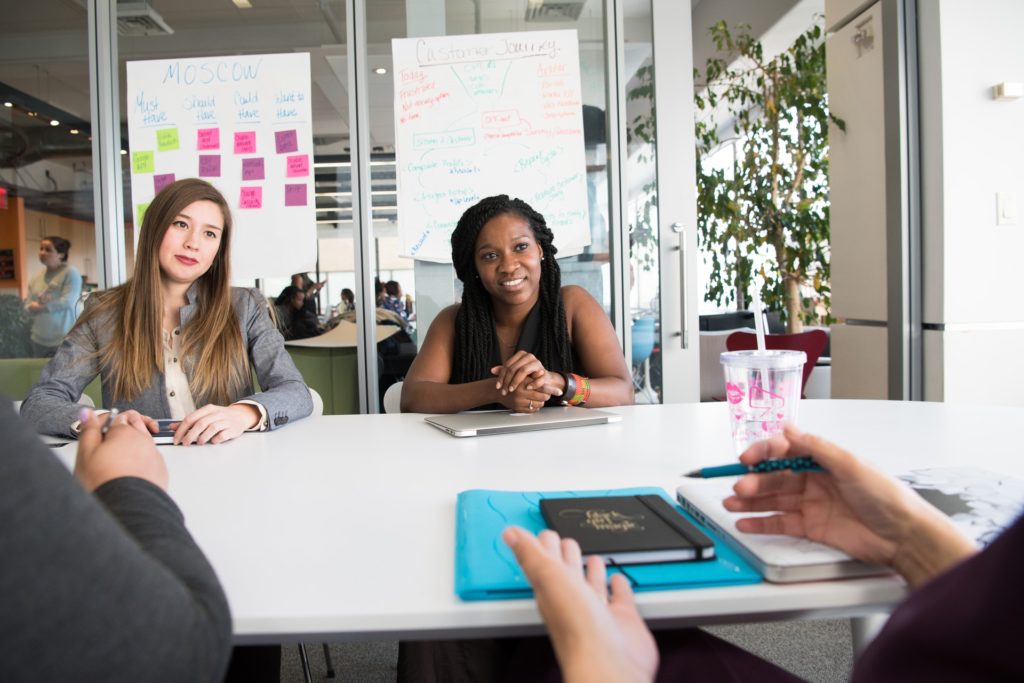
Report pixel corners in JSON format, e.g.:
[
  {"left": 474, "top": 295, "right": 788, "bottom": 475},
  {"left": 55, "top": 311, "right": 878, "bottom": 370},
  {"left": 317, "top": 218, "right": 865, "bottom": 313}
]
[{"left": 21, "top": 286, "right": 313, "bottom": 437}]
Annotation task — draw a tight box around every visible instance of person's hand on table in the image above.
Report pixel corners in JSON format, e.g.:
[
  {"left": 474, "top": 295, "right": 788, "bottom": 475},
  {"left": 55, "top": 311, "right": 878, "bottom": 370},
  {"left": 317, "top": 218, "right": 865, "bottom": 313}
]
[
  {"left": 502, "top": 526, "right": 658, "bottom": 683},
  {"left": 723, "top": 424, "right": 977, "bottom": 588},
  {"left": 491, "top": 351, "right": 564, "bottom": 411},
  {"left": 173, "top": 403, "right": 260, "bottom": 445},
  {"left": 74, "top": 409, "right": 168, "bottom": 492}
]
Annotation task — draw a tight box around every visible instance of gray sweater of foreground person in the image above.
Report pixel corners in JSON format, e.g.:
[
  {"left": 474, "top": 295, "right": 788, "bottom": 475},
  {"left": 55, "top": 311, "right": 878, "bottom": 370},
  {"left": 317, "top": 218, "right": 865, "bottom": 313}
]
[{"left": 0, "top": 401, "right": 232, "bottom": 682}]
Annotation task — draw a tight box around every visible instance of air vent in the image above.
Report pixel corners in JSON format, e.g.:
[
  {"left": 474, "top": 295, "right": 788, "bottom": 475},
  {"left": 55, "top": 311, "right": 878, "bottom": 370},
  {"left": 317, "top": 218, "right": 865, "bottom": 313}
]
[
  {"left": 524, "top": 0, "right": 587, "bottom": 22},
  {"left": 116, "top": 1, "right": 174, "bottom": 36}
]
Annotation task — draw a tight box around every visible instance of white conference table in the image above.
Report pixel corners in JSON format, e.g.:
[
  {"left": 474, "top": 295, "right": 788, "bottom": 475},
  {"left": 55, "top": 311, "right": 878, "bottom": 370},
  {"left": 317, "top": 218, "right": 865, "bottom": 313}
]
[{"left": 103, "top": 400, "right": 1024, "bottom": 644}]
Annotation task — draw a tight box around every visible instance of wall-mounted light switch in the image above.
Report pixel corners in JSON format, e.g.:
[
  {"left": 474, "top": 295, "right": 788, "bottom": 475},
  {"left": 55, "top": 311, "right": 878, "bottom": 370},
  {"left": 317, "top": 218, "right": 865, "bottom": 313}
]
[{"left": 997, "top": 192, "right": 1018, "bottom": 226}]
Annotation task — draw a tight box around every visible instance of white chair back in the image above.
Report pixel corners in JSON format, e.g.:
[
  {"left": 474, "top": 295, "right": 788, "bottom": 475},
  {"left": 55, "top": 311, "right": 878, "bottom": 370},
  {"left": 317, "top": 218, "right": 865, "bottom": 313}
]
[
  {"left": 308, "top": 387, "right": 324, "bottom": 417},
  {"left": 382, "top": 381, "right": 403, "bottom": 414}
]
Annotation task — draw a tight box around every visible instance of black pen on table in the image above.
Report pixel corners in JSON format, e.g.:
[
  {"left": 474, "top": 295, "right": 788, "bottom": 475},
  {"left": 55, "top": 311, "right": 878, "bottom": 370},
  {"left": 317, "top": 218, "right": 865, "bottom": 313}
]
[
  {"left": 100, "top": 408, "right": 120, "bottom": 439},
  {"left": 683, "top": 456, "right": 824, "bottom": 478}
]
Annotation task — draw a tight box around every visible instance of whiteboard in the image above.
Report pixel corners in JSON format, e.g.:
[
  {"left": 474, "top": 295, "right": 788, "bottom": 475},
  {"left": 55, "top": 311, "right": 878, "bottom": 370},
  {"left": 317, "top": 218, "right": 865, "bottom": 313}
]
[
  {"left": 126, "top": 53, "right": 316, "bottom": 280},
  {"left": 392, "top": 30, "right": 590, "bottom": 263}
]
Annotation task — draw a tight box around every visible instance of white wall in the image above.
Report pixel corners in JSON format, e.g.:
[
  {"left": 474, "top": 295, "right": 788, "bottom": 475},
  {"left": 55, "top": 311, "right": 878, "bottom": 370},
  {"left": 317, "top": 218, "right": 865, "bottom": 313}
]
[
  {"left": 919, "top": 0, "right": 1024, "bottom": 404},
  {"left": 920, "top": 0, "right": 1024, "bottom": 326}
]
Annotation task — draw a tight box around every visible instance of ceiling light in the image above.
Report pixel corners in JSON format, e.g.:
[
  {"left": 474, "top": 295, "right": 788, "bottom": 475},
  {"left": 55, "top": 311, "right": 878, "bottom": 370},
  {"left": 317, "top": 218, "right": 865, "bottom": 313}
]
[
  {"left": 69, "top": 129, "right": 79, "bottom": 135},
  {"left": 374, "top": 67, "right": 388, "bottom": 75},
  {"left": 50, "top": 120, "right": 60, "bottom": 126},
  {"left": 27, "top": 111, "right": 37, "bottom": 117},
  {"left": 3, "top": 102, "right": 12, "bottom": 108},
  {"left": 120, "top": 149, "right": 127, "bottom": 155},
  {"left": 232, "top": 0, "right": 253, "bottom": 7}
]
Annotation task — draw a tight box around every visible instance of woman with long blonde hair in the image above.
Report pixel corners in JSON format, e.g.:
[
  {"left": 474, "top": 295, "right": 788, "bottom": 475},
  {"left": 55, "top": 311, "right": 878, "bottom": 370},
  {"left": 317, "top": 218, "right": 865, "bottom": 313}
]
[{"left": 22, "top": 178, "right": 312, "bottom": 444}]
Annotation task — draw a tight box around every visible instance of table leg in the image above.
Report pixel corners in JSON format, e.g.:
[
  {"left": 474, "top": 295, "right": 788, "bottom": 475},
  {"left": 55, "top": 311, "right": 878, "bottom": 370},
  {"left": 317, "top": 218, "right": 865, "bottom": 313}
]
[{"left": 850, "top": 614, "right": 889, "bottom": 653}]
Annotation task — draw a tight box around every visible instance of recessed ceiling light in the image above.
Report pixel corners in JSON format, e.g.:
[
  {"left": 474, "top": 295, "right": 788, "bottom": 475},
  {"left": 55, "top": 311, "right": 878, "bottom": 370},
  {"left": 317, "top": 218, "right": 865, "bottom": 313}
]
[
  {"left": 120, "top": 149, "right": 127, "bottom": 155},
  {"left": 232, "top": 0, "right": 253, "bottom": 8},
  {"left": 374, "top": 67, "right": 388, "bottom": 75},
  {"left": 2, "top": 102, "right": 12, "bottom": 108},
  {"left": 69, "top": 129, "right": 79, "bottom": 135},
  {"left": 27, "top": 111, "right": 37, "bottom": 117},
  {"left": 50, "top": 120, "right": 60, "bottom": 126}
]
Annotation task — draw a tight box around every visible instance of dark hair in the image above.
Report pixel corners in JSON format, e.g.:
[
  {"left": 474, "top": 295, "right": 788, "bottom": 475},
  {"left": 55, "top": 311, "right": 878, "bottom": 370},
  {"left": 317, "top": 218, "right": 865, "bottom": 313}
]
[
  {"left": 277, "top": 285, "right": 303, "bottom": 307},
  {"left": 43, "top": 235, "right": 71, "bottom": 262},
  {"left": 385, "top": 280, "right": 401, "bottom": 297},
  {"left": 448, "top": 194, "right": 572, "bottom": 383},
  {"left": 341, "top": 288, "right": 354, "bottom": 303}
]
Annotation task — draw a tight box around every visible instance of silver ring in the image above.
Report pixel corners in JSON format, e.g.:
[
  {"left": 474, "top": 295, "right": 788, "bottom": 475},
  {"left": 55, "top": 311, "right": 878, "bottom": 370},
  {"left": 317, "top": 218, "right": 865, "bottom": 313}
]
[{"left": 528, "top": 400, "right": 534, "bottom": 410}]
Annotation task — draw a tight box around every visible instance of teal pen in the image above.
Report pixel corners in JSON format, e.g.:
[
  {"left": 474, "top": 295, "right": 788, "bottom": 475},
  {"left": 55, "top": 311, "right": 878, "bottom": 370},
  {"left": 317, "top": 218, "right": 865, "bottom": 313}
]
[{"left": 683, "top": 456, "right": 824, "bottom": 478}]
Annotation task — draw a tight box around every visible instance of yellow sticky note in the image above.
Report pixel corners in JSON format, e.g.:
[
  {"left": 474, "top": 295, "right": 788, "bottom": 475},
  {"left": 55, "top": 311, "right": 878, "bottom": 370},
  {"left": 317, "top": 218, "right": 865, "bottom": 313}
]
[
  {"left": 136, "top": 202, "right": 150, "bottom": 226},
  {"left": 132, "top": 151, "right": 155, "bottom": 174},
  {"left": 156, "top": 128, "right": 180, "bottom": 151}
]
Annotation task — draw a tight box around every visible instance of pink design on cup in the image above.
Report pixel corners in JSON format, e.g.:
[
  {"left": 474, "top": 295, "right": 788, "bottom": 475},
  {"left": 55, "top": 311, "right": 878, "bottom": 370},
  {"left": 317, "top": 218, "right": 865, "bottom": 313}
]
[{"left": 726, "top": 382, "right": 744, "bottom": 404}]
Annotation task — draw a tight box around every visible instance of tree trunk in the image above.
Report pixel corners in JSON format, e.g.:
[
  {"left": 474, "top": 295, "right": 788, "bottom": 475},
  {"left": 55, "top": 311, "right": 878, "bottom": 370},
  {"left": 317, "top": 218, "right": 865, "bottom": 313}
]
[{"left": 785, "top": 276, "right": 803, "bottom": 333}]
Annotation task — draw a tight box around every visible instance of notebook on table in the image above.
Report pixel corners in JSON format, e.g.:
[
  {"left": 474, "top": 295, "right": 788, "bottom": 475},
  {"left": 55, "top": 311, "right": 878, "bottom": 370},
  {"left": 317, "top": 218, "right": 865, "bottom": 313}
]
[
  {"left": 454, "top": 486, "right": 761, "bottom": 601},
  {"left": 425, "top": 405, "right": 620, "bottom": 438}
]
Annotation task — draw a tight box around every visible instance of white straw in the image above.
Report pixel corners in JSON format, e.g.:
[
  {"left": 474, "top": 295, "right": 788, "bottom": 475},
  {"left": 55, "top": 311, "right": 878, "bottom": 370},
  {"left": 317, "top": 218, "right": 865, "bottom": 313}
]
[{"left": 752, "top": 286, "right": 766, "bottom": 352}]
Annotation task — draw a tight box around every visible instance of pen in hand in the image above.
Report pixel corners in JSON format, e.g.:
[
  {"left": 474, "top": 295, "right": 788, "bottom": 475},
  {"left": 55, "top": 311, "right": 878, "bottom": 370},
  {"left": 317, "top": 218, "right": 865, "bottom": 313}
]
[
  {"left": 683, "top": 456, "right": 824, "bottom": 478},
  {"left": 100, "top": 408, "right": 120, "bottom": 439}
]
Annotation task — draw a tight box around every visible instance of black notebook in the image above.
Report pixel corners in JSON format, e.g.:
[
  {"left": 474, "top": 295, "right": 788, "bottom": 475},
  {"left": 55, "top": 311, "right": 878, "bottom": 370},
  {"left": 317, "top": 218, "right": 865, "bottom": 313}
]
[{"left": 540, "top": 494, "right": 716, "bottom": 565}]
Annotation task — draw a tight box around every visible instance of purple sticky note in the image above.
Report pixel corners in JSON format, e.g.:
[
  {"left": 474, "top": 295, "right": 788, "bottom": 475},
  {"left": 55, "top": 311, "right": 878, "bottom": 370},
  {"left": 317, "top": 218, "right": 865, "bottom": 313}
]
[
  {"left": 198, "top": 155, "right": 221, "bottom": 177},
  {"left": 153, "top": 173, "right": 176, "bottom": 194},
  {"left": 242, "top": 157, "right": 265, "bottom": 181},
  {"left": 234, "top": 131, "right": 256, "bottom": 154},
  {"left": 286, "top": 154, "right": 309, "bottom": 178},
  {"left": 284, "top": 183, "right": 307, "bottom": 207},
  {"left": 275, "top": 129, "right": 298, "bottom": 154},
  {"left": 239, "top": 186, "right": 263, "bottom": 209},
  {"left": 197, "top": 128, "right": 220, "bottom": 150}
]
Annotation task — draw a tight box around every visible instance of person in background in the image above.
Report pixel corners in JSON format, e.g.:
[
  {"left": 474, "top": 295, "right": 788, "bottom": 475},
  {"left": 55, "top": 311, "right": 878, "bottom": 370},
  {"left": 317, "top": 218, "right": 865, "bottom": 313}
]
[
  {"left": 21, "top": 178, "right": 313, "bottom": 445},
  {"left": 282, "top": 272, "right": 324, "bottom": 318},
  {"left": 503, "top": 425, "right": 1019, "bottom": 682},
  {"left": 340, "top": 287, "right": 356, "bottom": 314},
  {"left": 401, "top": 194, "right": 633, "bottom": 413},
  {"left": 275, "top": 285, "right": 320, "bottom": 341},
  {"left": 381, "top": 280, "right": 412, "bottom": 323},
  {"left": 0, "top": 400, "right": 232, "bottom": 681},
  {"left": 25, "top": 235, "right": 82, "bottom": 357}
]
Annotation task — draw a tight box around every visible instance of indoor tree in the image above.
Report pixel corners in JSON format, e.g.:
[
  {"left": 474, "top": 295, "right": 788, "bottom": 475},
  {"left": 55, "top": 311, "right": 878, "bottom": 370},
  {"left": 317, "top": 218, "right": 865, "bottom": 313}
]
[{"left": 695, "top": 20, "right": 841, "bottom": 332}]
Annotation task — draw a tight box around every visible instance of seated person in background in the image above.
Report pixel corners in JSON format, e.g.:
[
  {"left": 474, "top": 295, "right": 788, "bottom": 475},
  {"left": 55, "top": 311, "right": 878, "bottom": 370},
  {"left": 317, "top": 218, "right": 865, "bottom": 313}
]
[
  {"left": 24, "top": 235, "right": 82, "bottom": 357},
  {"left": 340, "top": 287, "right": 356, "bottom": 314},
  {"left": 502, "top": 425, "right": 1018, "bottom": 683},
  {"left": 280, "top": 272, "right": 324, "bottom": 318},
  {"left": 21, "top": 178, "right": 313, "bottom": 444},
  {"left": 275, "top": 285, "right": 321, "bottom": 341},
  {"left": 0, "top": 400, "right": 231, "bottom": 681},
  {"left": 381, "top": 280, "right": 411, "bottom": 322},
  {"left": 401, "top": 194, "right": 633, "bottom": 413}
]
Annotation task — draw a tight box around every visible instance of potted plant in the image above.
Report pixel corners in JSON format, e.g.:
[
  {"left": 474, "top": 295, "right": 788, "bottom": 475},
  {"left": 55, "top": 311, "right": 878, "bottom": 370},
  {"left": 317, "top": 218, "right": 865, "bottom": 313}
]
[{"left": 696, "top": 20, "right": 841, "bottom": 332}]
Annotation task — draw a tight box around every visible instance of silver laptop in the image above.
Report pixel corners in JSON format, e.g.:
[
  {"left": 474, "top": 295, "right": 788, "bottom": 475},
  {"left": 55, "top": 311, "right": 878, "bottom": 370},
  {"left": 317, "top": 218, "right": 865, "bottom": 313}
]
[{"left": 424, "top": 406, "right": 621, "bottom": 437}]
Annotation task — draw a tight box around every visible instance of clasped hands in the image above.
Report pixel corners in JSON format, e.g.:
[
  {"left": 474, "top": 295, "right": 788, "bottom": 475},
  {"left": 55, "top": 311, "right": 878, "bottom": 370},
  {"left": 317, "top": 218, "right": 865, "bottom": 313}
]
[
  {"left": 99, "top": 403, "right": 261, "bottom": 446},
  {"left": 491, "top": 350, "right": 565, "bottom": 412}
]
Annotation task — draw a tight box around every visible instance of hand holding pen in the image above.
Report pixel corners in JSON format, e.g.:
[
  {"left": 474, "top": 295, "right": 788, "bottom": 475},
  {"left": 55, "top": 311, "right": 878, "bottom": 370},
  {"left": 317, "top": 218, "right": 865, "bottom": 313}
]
[
  {"left": 684, "top": 456, "right": 824, "bottom": 478},
  {"left": 74, "top": 408, "right": 168, "bottom": 493},
  {"left": 716, "top": 425, "right": 976, "bottom": 587}
]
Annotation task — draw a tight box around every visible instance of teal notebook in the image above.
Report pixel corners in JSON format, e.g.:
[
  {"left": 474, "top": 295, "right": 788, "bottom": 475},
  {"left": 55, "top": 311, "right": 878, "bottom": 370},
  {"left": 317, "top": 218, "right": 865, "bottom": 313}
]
[{"left": 455, "top": 486, "right": 761, "bottom": 601}]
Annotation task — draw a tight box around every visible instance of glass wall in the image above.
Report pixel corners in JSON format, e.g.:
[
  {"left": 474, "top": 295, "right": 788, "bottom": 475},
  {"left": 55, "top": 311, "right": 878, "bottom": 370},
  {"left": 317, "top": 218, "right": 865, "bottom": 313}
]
[
  {"left": 0, "top": 2, "right": 95, "bottom": 358},
  {"left": 0, "top": 0, "right": 669, "bottom": 409}
]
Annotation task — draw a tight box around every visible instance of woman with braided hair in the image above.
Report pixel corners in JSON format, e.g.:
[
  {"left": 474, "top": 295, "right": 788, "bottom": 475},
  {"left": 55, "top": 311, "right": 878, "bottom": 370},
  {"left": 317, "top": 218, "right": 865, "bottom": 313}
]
[{"left": 401, "top": 194, "right": 632, "bottom": 413}]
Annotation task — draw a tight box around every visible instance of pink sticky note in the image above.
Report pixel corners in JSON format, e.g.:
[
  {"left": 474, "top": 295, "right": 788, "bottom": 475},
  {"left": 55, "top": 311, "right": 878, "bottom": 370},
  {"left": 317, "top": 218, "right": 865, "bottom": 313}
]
[
  {"left": 234, "top": 131, "right": 256, "bottom": 154},
  {"left": 275, "top": 129, "right": 298, "bottom": 154},
  {"left": 197, "top": 128, "right": 220, "bottom": 150},
  {"left": 198, "top": 155, "right": 221, "bottom": 177},
  {"left": 242, "top": 157, "right": 265, "bottom": 181},
  {"left": 153, "top": 173, "right": 175, "bottom": 194},
  {"left": 286, "top": 154, "right": 309, "bottom": 178},
  {"left": 239, "top": 187, "right": 263, "bottom": 209},
  {"left": 284, "top": 183, "right": 307, "bottom": 207}
]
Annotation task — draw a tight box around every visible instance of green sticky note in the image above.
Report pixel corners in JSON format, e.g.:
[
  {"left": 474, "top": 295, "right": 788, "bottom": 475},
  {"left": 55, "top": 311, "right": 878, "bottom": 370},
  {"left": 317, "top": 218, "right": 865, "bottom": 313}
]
[
  {"left": 132, "top": 151, "right": 155, "bottom": 174},
  {"left": 136, "top": 202, "right": 150, "bottom": 225},
  {"left": 156, "top": 128, "right": 180, "bottom": 151}
]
